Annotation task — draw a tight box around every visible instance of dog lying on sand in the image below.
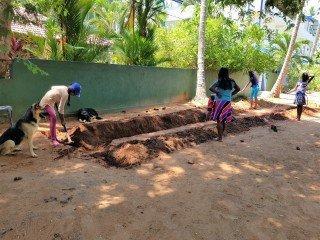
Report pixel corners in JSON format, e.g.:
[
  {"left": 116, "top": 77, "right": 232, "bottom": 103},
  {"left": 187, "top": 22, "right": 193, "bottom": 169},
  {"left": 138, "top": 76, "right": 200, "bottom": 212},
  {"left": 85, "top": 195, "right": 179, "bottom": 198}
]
[{"left": 76, "top": 108, "right": 102, "bottom": 122}]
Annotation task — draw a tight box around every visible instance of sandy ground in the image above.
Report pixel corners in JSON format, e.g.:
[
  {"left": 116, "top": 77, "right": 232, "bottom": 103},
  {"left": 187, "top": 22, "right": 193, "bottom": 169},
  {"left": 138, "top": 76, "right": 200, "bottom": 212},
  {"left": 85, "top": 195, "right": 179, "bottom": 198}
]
[{"left": 1, "top": 107, "right": 320, "bottom": 239}]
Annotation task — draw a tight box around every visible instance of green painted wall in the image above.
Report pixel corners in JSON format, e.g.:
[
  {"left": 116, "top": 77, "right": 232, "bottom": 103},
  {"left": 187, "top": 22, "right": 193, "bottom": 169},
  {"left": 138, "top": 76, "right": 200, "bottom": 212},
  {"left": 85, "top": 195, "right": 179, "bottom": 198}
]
[
  {"left": 0, "top": 59, "right": 197, "bottom": 118},
  {"left": 0, "top": 59, "right": 278, "bottom": 119},
  {"left": 205, "top": 71, "right": 277, "bottom": 96}
]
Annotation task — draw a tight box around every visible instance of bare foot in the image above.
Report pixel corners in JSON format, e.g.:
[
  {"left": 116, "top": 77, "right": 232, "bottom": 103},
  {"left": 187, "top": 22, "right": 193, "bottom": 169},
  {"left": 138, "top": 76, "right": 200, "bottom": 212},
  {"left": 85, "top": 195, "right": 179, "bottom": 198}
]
[{"left": 52, "top": 140, "right": 60, "bottom": 147}]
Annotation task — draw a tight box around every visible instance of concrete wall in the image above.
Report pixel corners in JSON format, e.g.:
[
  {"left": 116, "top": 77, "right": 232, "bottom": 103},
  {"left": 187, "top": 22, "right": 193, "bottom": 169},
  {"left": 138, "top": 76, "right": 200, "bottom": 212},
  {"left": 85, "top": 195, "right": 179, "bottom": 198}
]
[
  {"left": 0, "top": 59, "right": 278, "bottom": 119},
  {"left": 0, "top": 59, "right": 197, "bottom": 118},
  {"left": 205, "top": 71, "right": 278, "bottom": 95}
]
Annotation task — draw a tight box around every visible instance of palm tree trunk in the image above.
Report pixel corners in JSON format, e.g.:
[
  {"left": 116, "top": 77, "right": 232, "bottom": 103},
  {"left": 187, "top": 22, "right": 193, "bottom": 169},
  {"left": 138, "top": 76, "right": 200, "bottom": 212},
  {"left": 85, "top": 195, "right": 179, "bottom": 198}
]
[
  {"left": 258, "top": 0, "right": 264, "bottom": 26},
  {"left": 0, "top": 0, "right": 12, "bottom": 77},
  {"left": 194, "top": 0, "right": 207, "bottom": 103},
  {"left": 271, "top": 13, "right": 302, "bottom": 98},
  {"left": 310, "top": 25, "right": 320, "bottom": 58}
]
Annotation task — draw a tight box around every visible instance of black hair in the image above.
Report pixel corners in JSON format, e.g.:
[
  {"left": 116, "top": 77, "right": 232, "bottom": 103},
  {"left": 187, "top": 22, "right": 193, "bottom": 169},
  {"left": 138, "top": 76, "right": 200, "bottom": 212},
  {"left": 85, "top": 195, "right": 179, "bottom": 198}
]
[
  {"left": 249, "top": 71, "right": 258, "bottom": 86},
  {"left": 67, "top": 94, "right": 71, "bottom": 106},
  {"left": 217, "top": 67, "right": 233, "bottom": 90},
  {"left": 301, "top": 73, "right": 309, "bottom": 82},
  {"left": 67, "top": 88, "right": 72, "bottom": 107}
]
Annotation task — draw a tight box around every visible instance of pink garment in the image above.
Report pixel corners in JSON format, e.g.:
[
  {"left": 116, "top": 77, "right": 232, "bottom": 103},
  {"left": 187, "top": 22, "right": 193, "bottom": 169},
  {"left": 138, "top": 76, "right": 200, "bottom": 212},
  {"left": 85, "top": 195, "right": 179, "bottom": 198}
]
[{"left": 44, "top": 105, "right": 57, "bottom": 141}]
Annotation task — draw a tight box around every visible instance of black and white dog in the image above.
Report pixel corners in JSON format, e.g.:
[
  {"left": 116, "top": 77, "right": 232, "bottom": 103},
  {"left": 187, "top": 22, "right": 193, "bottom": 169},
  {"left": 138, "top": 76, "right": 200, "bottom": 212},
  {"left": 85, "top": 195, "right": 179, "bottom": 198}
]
[
  {"left": 76, "top": 108, "right": 102, "bottom": 123},
  {"left": 0, "top": 103, "right": 43, "bottom": 158}
]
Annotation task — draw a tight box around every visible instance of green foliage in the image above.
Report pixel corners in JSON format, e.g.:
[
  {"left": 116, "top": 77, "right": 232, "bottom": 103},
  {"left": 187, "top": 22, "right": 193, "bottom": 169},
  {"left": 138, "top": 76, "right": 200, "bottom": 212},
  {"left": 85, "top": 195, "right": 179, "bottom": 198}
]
[
  {"left": 86, "top": 0, "right": 127, "bottom": 38},
  {"left": 265, "top": 0, "right": 305, "bottom": 17},
  {"left": 58, "top": 0, "right": 95, "bottom": 45},
  {"left": 113, "top": 31, "right": 161, "bottom": 66},
  {"left": 205, "top": 18, "right": 276, "bottom": 72},
  {"left": 308, "top": 64, "right": 320, "bottom": 91},
  {"left": 24, "top": 0, "right": 110, "bottom": 63},
  {"left": 25, "top": 19, "right": 63, "bottom": 60},
  {"left": 10, "top": 0, "right": 310, "bottom": 71},
  {"left": 156, "top": 16, "right": 276, "bottom": 73},
  {"left": 135, "top": 0, "right": 166, "bottom": 37},
  {"left": 182, "top": 0, "right": 255, "bottom": 8},
  {"left": 271, "top": 32, "right": 311, "bottom": 69},
  {"left": 25, "top": 18, "right": 109, "bottom": 62},
  {"left": 23, "top": 59, "right": 49, "bottom": 76},
  {"left": 271, "top": 32, "right": 312, "bottom": 90},
  {"left": 289, "top": 63, "right": 320, "bottom": 92},
  {"left": 308, "top": 6, "right": 316, "bottom": 17},
  {"left": 156, "top": 19, "right": 198, "bottom": 68}
]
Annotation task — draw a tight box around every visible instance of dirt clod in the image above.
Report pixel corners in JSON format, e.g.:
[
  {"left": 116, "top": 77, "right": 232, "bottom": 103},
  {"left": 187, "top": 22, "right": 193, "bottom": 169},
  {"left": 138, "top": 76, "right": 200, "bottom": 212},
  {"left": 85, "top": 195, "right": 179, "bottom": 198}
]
[
  {"left": 13, "top": 177, "right": 22, "bottom": 181},
  {"left": 0, "top": 228, "right": 13, "bottom": 237},
  {"left": 60, "top": 195, "right": 73, "bottom": 205},
  {"left": 271, "top": 125, "right": 278, "bottom": 132},
  {"left": 44, "top": 197, "right": 58, "bottom": 203},
  {"left": 62, "top": 187, "right": 75, "bottom": 191},
  {"left": 52, "top": 233, "right": 63, "bottom": 240}
]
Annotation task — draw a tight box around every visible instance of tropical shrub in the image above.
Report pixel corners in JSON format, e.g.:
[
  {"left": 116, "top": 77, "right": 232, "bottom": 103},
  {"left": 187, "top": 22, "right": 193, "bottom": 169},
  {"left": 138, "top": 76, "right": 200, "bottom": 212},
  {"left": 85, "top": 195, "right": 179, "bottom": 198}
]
[
  {"left": 156, "top": 16, "right": 276, "bottom": 73},
  {"left": 113, "top": 31, "right": 159, "bottom": 66}
]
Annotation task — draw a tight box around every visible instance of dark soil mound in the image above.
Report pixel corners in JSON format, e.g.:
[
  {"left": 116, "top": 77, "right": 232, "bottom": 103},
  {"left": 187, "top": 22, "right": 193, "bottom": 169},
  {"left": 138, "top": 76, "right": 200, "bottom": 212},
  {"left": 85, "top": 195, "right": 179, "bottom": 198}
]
[
  {"left": 102, "top": 115, "right": 270, "bottom": 168},
  {"left": 70, "top": 109, "right": 206, "bottom": 148}
]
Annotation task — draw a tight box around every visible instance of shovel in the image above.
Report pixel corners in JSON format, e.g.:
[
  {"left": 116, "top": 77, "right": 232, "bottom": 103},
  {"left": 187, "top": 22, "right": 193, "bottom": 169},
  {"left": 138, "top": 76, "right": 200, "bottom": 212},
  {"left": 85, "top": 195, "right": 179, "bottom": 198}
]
[
  {"left": 62, "top": 123, "right": 74, "bottom": 144},
  {"left": 55, "top": 104, "right": 74, "bottom": 145}
]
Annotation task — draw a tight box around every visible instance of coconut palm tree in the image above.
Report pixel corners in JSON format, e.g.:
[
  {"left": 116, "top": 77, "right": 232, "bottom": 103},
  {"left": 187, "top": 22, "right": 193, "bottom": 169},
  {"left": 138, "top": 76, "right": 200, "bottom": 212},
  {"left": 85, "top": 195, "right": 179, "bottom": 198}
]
[
  {"left": 56, "top": 0, "right": 112, "bottom": 62},
  {"left": 87, "top": 0, "right": 127, "bottom": 38},
  {"left": 194, "top": 0, "right": 207, "bottom": 103},
  {"left": 0, "top": 0, "right": 13, "bottom": 77},
  {"left": 127, "top": 0, "right": 165, "bottom": 38},
  {"left": 271, "top": 13, "right": 302, "bottom": 97},
  {"left": 310, "top": 26, "right": 320, "bottom": 58},
  {"left": 272, "top": 32, "right": 311, "bottom": 69}
]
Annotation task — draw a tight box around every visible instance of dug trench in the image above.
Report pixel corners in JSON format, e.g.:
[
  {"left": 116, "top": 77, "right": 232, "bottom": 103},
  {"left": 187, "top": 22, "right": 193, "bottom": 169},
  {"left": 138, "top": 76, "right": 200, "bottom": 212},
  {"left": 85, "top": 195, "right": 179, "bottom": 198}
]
[
  {"left": 70, "top": 108, "right": 208, "bottom": 148},
  {"left": 64, "top": 102, "right": 318, "bottom": 168}
]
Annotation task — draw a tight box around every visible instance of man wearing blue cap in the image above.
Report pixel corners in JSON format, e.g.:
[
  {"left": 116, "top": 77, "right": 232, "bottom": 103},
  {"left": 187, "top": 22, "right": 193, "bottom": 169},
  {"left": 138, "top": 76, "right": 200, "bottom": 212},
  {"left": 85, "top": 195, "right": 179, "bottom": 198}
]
[{"left": 40, "top": 83, "right": 81, "bottom": 147}]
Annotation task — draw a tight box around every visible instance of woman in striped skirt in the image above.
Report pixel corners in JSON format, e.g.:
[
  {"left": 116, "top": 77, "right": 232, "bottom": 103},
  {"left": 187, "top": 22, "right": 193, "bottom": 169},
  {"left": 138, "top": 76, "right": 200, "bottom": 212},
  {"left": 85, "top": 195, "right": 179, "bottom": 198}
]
[{"left": 209, "top": 67, "right": 240, "bottom": 141}]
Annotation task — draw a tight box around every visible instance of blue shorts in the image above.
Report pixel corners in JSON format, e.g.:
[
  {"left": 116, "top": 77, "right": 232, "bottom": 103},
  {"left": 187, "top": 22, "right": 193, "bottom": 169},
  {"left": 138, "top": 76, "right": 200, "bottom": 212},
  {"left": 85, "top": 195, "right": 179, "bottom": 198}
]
[{"left": 250, "top": 85, "right": 260, "bottom": 100}]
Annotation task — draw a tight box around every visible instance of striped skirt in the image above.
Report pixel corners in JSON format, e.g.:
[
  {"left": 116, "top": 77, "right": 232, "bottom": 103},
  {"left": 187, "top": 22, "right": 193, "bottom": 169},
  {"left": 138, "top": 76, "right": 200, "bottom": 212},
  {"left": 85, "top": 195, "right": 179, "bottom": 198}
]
[
  {"left": 210, "top": 100, "right": 233, "bottom": 123},
  {"left": 207, "top": 97, "right": 215, "bottom": 114}
]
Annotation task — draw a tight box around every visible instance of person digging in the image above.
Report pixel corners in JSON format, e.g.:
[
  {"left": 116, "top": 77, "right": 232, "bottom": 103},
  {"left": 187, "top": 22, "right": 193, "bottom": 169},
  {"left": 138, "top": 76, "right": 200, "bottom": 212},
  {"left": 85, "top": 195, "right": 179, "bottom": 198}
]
[{"left": 39, "top": 83, "right": 82, "bottom": 147}]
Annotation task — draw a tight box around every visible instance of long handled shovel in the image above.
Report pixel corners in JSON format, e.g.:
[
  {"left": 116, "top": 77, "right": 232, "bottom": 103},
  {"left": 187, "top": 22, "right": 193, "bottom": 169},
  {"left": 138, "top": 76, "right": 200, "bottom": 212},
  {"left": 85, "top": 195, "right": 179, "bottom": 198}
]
[
  {"left": 55, "top": 104, "right": 74, "bottom": 145},
  {"left": 61, "top": 123, "right": 73, "bottom": 144}
]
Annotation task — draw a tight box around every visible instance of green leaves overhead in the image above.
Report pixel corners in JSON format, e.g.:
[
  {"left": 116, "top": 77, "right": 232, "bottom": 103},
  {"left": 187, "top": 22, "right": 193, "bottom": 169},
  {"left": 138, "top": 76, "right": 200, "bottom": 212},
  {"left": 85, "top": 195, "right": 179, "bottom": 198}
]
[{"left": 265, "top": 0, "right": 305, "bottom": 17}]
